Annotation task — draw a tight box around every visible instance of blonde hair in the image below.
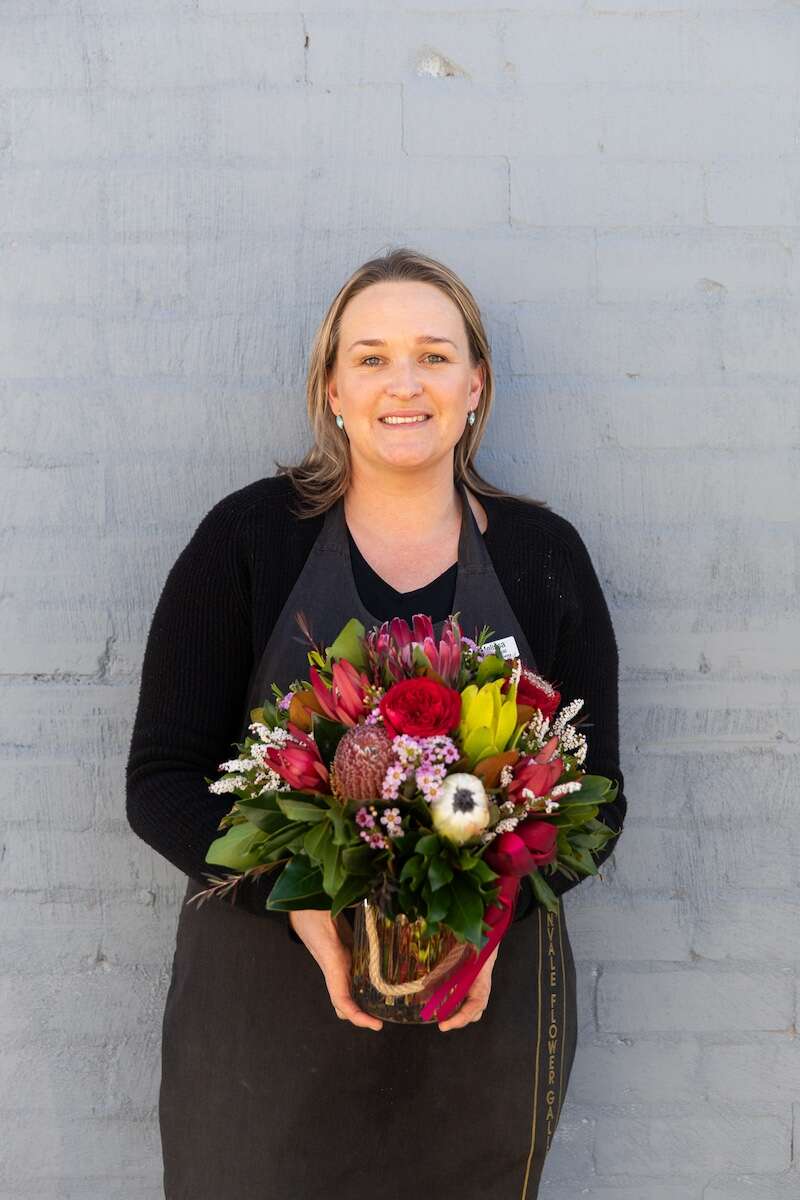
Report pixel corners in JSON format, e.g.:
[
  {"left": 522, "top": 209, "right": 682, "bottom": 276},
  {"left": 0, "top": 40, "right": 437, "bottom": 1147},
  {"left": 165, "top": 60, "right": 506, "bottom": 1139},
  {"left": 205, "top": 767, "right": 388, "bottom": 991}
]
[{"left": 275, "top": 245, "right": 548, "bottom": 518}]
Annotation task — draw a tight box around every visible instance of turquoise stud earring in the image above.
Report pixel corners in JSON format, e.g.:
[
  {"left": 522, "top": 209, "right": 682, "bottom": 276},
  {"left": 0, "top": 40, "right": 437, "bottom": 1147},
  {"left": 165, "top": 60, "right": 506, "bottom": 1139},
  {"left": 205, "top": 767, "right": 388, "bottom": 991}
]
[
  {"left": 467, "top": 410, "right": 476, "bottom": 426},
  {"left": 335, "top": 413, "right": 345, "bottom": 430}
]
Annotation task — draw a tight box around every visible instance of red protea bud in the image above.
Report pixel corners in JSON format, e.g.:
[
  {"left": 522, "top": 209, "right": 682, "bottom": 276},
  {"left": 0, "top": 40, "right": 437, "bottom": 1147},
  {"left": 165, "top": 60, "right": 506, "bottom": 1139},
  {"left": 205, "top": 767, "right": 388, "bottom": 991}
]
[{"left": 331, "top": 723, "right": 395, "bottom": 805}]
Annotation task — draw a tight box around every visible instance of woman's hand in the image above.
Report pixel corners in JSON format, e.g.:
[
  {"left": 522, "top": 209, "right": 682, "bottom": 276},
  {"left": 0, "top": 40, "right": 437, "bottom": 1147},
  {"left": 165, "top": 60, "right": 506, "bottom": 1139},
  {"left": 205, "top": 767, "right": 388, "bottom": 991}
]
[
  {"left": 288, "top": 908, "right": 383, "bottom": 1031},
  {"left": 437, "top": 944, "right": 501, "bottom": 1032}
]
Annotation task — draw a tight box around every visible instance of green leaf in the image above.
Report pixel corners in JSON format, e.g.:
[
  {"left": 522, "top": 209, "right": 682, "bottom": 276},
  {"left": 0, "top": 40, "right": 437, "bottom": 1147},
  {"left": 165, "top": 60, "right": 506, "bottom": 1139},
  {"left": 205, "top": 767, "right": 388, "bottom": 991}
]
[
  {"left": 469, "top": 857, "right": 499, "bottom": 885},
  {"left": 341, "top": 845, "right": 377, "bottom": 875},
  {"left": 274, "top": 796, "right": 328, "bottom": 823},
  {"left": 476, "top": 653, "right": 507, "bottom": 685},
  {"left": 411, "top": 644, "right": 434, "bottom": 674},
  {"left": 400, "top": 854, "right": 426, "bottom": 889},
  {"left": 570, "top": 774, "right": 615, "bottom": 800},
  {"left": 234, "top": 791, "right": 284, "bottom": 815},
  {"left": 328, "top": 804, "right": 349, "bottom": 846},
  {"left": 326, "top": 618, "right": 367, "bottom": 669},
  {"left": 321, "top": 839, "right": 346, "bottom": 897},
  {"left": 571, "top": 830, "right": 610, "bottom": 850},
  {"left": 528, "top": 869, "right": 559, "bottom": 913},
  {"left": 259, "top": 825, "right": 309, "bottom": 858},
  {"left": 330, "top": 875, "right": 371, "bottom": 919},
  {"left": 557, "top": 848, "right": 598, "bottom": 877},
  {"left": 552, "top": 804, "right": 599, "bottom": 827},
  {"left": 303, "top": 820, "right": 333, "bottom": 862},
  {"left": 400, "top": 854, "right": 422, "bottom": 880},
  {"left": 427, "top": 856, "right": 454, "bottom": 892},
  {"left": 204, "top": 824, "right": 267, "bottom": 871},
  {"left": 311, "top": 713, "right": 348, "bottom": 767},
  {"left": 266, "top": 855, "right": 329, "bottom": 910},
  {"left": 426, "top": 883, "right": 452, "bottom": 924},
  {"left": 415, "top": 834, "right": 442, "bottom": 857},
  {"left": 445, "top": 873, "right": 486, "bottom": 946}
]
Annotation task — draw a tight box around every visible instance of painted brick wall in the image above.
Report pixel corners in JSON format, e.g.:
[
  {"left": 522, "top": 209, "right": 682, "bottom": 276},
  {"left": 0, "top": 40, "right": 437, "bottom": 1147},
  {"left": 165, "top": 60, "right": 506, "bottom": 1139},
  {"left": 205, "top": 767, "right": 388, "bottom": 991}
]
[{"left": 1, "top": 1, "right": 798, "bottom": 1196}]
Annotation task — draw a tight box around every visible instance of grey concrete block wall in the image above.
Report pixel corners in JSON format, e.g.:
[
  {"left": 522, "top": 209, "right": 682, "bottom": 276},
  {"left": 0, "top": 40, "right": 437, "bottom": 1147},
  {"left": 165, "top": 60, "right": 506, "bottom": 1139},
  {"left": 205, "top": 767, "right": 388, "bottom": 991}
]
[{"left": 1, "top": 0, "right": 798, "bottom": 1196}]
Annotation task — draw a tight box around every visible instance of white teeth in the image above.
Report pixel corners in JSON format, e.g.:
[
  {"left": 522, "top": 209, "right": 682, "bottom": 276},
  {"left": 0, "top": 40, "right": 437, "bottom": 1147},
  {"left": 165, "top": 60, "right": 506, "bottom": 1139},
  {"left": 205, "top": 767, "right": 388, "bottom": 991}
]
[{"left": 380, "top": 415, "right": 429, "bottom": 424}]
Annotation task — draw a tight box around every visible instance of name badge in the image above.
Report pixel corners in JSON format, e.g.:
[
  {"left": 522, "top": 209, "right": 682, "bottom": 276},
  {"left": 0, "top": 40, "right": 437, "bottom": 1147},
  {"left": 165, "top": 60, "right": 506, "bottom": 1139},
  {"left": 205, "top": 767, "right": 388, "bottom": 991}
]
[{"left": 485, "top": 635, "right": 519, "bottom": 660}]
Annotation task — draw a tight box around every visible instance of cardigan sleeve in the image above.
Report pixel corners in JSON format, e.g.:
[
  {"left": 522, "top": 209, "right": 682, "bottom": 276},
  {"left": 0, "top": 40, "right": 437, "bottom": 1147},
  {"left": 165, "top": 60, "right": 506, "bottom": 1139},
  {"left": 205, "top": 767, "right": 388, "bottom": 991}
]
[
  {"left": 125, "top": 494, "right": 301, "bottom": 943},
  {"left": 540, "top": 524, "right": 627, "bottom": 900}
]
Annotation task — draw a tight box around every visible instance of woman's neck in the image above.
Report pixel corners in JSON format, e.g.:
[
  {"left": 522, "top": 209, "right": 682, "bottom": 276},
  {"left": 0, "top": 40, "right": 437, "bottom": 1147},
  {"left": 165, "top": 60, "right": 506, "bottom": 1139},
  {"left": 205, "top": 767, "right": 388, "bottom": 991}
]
[{"left": 343, "top": 466, "right": 488, "bottom": 540}]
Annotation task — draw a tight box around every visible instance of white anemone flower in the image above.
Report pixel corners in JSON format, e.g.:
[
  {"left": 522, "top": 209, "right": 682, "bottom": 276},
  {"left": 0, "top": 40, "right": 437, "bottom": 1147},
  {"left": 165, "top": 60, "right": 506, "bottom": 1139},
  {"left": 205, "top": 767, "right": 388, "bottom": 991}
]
[{"left": 429, "top": 773, "right": 490, "bottom": 845}]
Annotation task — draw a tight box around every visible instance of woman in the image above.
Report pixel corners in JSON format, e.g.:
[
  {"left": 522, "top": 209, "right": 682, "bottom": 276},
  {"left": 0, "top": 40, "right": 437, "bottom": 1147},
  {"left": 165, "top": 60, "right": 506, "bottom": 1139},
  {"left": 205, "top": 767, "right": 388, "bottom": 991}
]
[{"left": 126, "top": 247, "right": 626, "bottom": 1199}]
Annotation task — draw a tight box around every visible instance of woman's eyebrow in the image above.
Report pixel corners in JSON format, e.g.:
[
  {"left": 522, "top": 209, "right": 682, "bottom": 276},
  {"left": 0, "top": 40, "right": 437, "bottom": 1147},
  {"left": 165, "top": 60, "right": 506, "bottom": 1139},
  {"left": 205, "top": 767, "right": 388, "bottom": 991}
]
[{"left": 346, "top": 336, "right": 458, "bottom": 352}]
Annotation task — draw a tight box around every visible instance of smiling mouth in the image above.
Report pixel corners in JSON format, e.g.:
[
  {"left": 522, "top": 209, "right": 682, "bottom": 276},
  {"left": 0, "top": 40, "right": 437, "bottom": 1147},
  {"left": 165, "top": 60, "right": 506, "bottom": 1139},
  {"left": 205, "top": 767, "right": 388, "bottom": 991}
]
[{"left": 379, "top": 414, "right": 431, "bottom": 425}]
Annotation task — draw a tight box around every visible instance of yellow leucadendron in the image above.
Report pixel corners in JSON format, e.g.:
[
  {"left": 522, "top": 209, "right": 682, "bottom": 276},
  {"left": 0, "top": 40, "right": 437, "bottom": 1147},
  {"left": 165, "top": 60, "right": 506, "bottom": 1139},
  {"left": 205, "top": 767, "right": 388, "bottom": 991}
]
[{"left": 458, "top": 677, "right": 521, "bottom": 768}]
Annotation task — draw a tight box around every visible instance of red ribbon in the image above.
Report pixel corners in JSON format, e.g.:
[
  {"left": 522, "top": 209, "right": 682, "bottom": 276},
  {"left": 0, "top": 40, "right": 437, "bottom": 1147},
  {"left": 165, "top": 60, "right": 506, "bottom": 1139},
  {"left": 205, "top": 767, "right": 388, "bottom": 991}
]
[{"left": 419, "top": 875, "right": 521, "bottom": 1023}]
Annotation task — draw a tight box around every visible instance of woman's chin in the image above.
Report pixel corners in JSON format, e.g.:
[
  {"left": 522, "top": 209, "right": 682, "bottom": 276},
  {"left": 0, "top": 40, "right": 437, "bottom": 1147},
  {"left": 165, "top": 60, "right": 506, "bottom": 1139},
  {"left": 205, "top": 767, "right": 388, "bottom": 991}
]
[{"left": 371, "top": 446, "right": 439, "bottom": 471}]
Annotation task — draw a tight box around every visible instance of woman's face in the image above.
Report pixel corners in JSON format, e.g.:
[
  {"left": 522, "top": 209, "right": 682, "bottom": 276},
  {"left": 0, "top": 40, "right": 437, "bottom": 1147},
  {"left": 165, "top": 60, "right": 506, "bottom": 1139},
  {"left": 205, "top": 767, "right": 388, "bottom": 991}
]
[{"left": 327, "top": 280, "right": 485, "bottom": 477}]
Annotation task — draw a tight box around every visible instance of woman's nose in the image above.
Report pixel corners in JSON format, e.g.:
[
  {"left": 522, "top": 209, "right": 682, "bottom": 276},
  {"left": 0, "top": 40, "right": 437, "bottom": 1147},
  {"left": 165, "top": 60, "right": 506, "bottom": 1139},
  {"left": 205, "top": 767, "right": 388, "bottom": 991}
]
[{"left": 386, "top": 361, "right": 423, "bottom": 393}]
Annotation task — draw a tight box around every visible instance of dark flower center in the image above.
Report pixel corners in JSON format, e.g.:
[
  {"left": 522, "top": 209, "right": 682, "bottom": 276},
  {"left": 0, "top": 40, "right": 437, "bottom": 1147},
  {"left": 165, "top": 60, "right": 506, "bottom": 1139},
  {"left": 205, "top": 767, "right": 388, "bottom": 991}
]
[{"left": 452, "top": 788, "right": 475, "bottom": 813}]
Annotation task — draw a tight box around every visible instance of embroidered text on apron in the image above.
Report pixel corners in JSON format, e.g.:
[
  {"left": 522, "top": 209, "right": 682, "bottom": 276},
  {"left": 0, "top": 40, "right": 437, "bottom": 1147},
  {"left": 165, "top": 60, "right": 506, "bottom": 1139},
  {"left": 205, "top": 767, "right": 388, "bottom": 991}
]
[{"left": 159, "top": 480, "right": 578, "bottom": 1200}]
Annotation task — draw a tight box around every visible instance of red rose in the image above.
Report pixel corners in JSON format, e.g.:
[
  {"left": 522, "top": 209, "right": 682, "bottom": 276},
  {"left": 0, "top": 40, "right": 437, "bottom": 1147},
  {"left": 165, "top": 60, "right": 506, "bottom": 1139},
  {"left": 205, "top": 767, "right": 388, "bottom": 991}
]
[
  {"left": 379, "top": 677, "right": 462, "bottom": 739},
  {"left": 484, "top": 818, "right": 558, "bottom": 878}
]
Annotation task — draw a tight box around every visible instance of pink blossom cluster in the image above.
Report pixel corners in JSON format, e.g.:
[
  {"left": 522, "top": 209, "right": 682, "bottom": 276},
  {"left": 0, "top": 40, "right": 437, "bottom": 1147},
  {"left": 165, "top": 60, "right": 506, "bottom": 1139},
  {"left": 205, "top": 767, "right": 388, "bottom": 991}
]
[
  {"left": 355, "top": 804, "right": 402, "bottom": 849},
  {"left": 380, "top": 734, "right": 460, "bottom": 804}
]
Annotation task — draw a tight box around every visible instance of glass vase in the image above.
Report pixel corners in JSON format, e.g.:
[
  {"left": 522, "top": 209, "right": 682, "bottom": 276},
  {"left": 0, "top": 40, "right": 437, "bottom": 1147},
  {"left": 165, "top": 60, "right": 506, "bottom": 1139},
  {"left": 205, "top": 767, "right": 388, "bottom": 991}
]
[{"left": 350, "top": 899, "right": 471, "bottom": 1024}]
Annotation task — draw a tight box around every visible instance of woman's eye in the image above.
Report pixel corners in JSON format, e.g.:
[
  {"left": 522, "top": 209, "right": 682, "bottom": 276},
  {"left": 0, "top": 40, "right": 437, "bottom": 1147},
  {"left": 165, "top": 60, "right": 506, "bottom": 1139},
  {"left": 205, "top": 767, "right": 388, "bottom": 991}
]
[{"left": 359, "top": 354, "right": 447, "bottom": 366}]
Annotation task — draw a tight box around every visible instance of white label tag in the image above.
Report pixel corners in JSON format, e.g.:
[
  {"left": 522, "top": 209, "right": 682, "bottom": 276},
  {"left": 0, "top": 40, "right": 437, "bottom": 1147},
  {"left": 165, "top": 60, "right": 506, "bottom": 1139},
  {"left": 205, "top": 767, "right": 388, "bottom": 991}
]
[{"left": 485, "top": 635, "right": 519, "bottom": 660}]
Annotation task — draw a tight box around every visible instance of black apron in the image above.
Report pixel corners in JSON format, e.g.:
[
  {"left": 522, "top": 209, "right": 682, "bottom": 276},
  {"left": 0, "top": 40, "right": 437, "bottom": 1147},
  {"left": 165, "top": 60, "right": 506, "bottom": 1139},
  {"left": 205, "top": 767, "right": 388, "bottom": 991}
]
[{"left": 159, "top": 480, "right": 578, "bottom": 1200}]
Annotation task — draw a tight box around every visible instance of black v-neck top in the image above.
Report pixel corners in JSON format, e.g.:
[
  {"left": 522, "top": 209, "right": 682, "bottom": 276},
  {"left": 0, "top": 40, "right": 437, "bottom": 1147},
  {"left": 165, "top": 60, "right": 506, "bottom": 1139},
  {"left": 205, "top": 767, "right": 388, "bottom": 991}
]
[{"left": 347, "top": 527, "right": 458, "bottom": 625}]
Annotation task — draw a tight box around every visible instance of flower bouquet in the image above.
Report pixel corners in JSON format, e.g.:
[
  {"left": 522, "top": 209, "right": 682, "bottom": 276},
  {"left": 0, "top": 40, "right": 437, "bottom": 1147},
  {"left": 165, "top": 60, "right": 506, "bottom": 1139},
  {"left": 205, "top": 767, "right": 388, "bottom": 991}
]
[{"left": 194, "top": 613, "right": 620, "bottom": 1024}]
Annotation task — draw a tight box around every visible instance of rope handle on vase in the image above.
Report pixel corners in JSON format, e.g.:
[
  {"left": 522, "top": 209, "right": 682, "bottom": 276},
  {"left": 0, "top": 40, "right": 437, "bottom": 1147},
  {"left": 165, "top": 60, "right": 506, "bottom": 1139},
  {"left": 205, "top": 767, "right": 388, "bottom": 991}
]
[{"left": 364, "top": 903, "right": 472, "bottom": 998}]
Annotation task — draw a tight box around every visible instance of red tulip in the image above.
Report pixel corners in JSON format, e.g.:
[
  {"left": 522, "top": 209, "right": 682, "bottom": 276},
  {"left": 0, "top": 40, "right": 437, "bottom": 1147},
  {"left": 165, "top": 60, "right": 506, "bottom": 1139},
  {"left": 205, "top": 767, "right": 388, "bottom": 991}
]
[{"left": 484, "top": 818, "right": 558, "bottom": 877}]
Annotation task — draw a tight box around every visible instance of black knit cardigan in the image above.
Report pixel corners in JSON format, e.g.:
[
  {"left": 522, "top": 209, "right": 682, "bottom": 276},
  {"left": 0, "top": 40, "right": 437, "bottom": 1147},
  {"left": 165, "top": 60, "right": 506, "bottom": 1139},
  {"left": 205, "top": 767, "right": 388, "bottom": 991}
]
[{"left": 126, "top": 473, "right": 627, "bottom": 935}]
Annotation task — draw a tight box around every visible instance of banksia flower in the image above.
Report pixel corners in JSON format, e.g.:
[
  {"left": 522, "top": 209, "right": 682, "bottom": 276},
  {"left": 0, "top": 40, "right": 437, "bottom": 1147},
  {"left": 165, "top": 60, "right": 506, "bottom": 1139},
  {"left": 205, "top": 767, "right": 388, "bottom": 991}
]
[{"left": 331, "top": 723, "right": 396, "bottom": 805}]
